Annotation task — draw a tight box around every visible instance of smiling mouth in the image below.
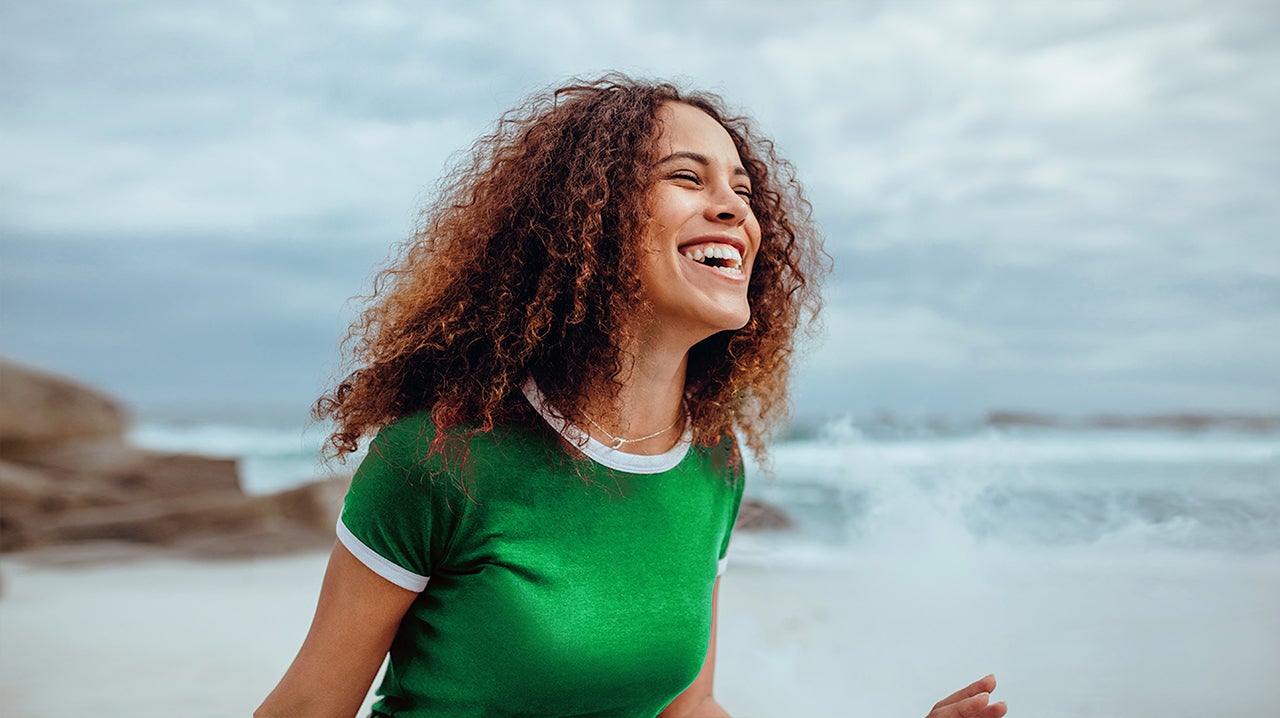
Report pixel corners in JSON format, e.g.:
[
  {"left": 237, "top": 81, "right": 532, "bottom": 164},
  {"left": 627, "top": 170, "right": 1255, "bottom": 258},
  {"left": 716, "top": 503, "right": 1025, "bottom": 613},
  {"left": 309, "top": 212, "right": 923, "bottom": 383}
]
[{"left": 681, "top": 243, "right": 744, "bottom": 276}]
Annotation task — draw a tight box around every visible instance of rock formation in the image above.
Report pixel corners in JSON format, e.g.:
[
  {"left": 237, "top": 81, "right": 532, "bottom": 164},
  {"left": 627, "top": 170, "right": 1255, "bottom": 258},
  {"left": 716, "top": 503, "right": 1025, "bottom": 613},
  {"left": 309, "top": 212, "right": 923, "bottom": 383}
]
[
  {"left": 0, "top": 359, "right": 342, "bottom": 557},
  {"left": 736, "top": 498, "right": 792, "bottom": 531},
  {"left": 0, "top": 361, "right": 127, "bottom": 448}
]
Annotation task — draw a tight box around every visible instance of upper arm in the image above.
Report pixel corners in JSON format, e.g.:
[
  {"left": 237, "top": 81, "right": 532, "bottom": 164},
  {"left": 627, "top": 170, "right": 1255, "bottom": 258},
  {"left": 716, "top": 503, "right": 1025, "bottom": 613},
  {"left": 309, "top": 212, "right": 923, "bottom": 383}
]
[
  {"left": 256, "top": 540, "right": 419, "bottom": 718},
  {"left": 658, "top": 577, "right": 727, "bottom": 718}
]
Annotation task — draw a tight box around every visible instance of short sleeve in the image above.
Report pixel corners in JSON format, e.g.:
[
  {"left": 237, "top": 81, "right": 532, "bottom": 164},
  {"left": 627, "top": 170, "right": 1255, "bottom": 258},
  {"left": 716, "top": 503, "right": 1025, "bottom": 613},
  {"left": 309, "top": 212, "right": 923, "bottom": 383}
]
[
  {"left": 715, "top": 454, "right": 747, "bottom": 577},
  {"left": 337, "top": 415, "right": 463, "bottom": 592}
]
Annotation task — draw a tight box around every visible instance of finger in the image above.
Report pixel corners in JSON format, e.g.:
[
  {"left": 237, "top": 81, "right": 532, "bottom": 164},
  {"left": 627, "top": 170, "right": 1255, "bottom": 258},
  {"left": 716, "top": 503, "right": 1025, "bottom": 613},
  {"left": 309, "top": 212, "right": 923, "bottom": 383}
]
[
  {"left": 929, "top": 692, "right": 990, "bottom": 718},
  {"left": 955, "top": 693, "right": 1004, "bottom": 718},
  {"left": 932, "top": 675, "right": 998, "bottom": 711}
]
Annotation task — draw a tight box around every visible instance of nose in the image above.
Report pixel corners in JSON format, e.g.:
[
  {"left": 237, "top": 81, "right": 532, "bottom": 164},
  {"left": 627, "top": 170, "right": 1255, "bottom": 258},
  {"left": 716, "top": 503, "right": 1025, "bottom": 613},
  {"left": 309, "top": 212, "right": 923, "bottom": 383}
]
[{"left": 705, "top": 181, "right": 750, "bottom": 225}]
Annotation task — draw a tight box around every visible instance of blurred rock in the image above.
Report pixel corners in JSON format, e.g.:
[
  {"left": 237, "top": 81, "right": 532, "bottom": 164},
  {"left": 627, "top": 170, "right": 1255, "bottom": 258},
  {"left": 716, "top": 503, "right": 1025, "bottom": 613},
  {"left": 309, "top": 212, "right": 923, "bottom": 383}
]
[
  {"left": 9, "top": 439, "right": 240, "bottom": 497},
  {"left": 40, "top": 480, "right": 343, "bottom": 547},
  {"left": 735, "top": 497, "right": 792, "bottom": 531},
  {"left": 984, "top": 408, "right": 1280, "bottom": 432},
  {"left": 0, "top": 359, "right": 127, "bottom": 448},
  {"left": 0, "top": 358, "right": 343, "bottom": 557}
]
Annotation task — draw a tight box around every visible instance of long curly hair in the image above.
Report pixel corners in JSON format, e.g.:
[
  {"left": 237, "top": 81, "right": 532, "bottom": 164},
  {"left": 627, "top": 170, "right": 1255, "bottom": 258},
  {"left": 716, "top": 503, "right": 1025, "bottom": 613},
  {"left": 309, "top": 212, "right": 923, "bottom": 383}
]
[{"left": 316, "top": 74, "right": 826, "bottom": 463}]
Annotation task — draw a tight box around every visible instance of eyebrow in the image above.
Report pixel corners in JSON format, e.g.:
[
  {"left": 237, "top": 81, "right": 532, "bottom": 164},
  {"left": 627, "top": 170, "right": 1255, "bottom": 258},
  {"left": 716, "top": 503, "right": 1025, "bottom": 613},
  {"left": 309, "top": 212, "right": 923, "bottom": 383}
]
[{"left": 655, "top": 151, "right": 750, "bottom": 178}]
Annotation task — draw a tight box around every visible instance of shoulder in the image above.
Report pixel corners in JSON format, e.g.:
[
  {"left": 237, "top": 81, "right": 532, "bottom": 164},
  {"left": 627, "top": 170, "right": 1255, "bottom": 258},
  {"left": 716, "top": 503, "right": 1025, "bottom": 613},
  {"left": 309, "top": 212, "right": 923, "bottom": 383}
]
[
  {"left": 360, "top": 410, "right": 440, "bottom": 475},
  {"left": 371, "top": 409, "right": 438, "bottom": 449},
  {"left": 688, "top": 430, "right": 745, "bottom": 487},
  {"left": 364, "top": 408, "right": 558, "bottom": 479}
]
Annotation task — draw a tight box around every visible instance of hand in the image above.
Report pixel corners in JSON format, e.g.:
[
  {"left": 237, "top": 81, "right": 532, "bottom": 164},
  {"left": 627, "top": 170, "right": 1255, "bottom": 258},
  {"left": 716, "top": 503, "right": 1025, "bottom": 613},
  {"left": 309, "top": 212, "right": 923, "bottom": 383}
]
[{"left": 926, "top": 674, "right": 1007, "bottom": 718}]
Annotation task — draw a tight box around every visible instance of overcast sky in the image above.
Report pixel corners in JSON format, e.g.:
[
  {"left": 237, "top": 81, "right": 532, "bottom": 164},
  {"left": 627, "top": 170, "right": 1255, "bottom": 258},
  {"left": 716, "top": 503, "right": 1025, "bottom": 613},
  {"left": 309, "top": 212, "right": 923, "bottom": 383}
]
[{"left": 2, "top": 0, "right": 1278, "bottom": 422}]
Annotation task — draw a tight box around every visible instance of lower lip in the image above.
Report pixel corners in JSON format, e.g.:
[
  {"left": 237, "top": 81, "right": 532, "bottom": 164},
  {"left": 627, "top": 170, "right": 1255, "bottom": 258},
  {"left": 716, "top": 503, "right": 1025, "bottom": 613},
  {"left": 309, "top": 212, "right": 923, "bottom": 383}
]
[{"left": 682, "top": 254, "right": 748, "bottom": 281}]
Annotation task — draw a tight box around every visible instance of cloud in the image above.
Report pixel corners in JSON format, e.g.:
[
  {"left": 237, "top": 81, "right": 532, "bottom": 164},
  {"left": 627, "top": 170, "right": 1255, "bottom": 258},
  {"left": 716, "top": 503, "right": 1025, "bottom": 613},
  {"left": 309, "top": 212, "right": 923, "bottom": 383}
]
[{"left": 1, "top": 0, "right": 1277, "bottom": 416}]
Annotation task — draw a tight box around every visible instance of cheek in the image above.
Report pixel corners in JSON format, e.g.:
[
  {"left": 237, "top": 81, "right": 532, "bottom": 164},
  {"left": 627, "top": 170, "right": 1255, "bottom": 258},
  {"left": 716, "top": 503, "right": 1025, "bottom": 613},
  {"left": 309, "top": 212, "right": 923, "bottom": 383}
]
[
  {"left": 746, "top": 223, "right": 764, "bottom": 268},
  {"left": 647, "top": 187, "right": 683, "bottom": 226},
  {"left": 637, "top": 212, "right": 674, "bottom": 258},
  {"left": 744, "top": 211, "right": 763, "bottom": 241}
]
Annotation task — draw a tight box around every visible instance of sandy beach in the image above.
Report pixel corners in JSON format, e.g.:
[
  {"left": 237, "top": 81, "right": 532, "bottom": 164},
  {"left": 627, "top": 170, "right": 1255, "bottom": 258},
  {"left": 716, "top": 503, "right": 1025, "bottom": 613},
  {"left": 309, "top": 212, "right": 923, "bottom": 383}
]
[
  {"left": 3, "top": 543, "right": 1278, "bottom": 718},
  {"left": 0, "top": 546, "right": 365, "bottom": 718}
]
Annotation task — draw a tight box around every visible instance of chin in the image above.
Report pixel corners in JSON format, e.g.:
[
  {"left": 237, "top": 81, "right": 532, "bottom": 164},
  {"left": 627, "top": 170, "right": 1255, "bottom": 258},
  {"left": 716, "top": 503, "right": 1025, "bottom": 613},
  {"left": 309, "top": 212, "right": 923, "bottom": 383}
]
[{"left": 707, "top": 306, "right": 751, "bottom": 335}]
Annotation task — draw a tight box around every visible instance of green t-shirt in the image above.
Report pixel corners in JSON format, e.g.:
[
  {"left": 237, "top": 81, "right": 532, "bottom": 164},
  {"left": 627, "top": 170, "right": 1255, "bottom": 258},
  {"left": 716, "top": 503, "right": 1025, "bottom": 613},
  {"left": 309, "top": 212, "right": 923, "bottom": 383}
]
[{"left": 337, "top": 383, "right": 745, "bottom": 717}]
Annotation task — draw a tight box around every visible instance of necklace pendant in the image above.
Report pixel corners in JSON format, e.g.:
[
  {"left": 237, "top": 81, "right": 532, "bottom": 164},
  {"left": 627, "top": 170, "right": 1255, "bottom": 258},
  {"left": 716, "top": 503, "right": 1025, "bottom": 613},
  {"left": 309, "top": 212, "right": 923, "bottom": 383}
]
[{"left": 609, "top": 437, "right": 626, "bottom": 450}]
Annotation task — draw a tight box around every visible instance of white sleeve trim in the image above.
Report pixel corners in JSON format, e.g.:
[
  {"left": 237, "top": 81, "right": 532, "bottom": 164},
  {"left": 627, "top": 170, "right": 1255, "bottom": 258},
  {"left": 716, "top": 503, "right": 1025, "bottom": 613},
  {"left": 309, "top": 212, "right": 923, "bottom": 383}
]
[
  {"left": 336, "top": 515, "right": 430, "bottom": 592},
  {"left": 716, "top": 557, "right": 729, "bottom": 577}
]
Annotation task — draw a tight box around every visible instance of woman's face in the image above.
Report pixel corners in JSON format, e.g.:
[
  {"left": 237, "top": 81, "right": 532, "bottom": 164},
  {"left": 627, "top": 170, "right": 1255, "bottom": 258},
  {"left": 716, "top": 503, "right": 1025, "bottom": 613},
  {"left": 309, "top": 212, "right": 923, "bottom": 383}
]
[{"left": 636, "top": 102, "right": 762, "bottom": 345}]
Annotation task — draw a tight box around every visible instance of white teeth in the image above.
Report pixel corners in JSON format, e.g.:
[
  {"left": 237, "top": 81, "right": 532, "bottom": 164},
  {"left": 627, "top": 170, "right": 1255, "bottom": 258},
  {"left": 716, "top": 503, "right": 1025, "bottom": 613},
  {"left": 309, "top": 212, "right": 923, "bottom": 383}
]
[
  {"left": 681, "top": 243, "right": 745, "bottom": 275},
  {"left": 681, "top": 244, "right": 742, "bottom": 261}
]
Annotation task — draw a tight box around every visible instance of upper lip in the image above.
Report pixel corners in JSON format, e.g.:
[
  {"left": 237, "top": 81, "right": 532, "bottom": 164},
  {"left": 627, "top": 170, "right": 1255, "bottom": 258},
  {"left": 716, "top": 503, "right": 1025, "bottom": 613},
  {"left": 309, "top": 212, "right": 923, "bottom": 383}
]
[{"left": 677, "top": 235, "right": 748, "bottom": 257}]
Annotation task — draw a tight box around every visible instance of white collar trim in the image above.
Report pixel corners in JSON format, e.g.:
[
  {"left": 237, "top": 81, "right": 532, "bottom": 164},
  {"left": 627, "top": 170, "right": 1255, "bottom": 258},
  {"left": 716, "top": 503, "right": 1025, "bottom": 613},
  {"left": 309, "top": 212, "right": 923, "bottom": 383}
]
[{"left": 521, "top": 379, "right": 691, "bottom": 474}]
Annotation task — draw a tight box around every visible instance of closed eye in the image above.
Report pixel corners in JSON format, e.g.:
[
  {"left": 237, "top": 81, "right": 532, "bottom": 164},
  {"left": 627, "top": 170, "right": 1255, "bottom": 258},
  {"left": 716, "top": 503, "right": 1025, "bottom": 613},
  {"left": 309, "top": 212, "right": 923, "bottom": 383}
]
[{"left": 666, "top": 168, "right": 752, "bottom": 203}]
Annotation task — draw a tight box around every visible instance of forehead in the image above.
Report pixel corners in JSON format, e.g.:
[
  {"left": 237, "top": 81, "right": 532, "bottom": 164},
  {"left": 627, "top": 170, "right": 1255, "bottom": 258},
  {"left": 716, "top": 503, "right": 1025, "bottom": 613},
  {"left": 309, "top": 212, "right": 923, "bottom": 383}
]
[{"left": 653, "top": 102, "right": 742, "bottom": 162}]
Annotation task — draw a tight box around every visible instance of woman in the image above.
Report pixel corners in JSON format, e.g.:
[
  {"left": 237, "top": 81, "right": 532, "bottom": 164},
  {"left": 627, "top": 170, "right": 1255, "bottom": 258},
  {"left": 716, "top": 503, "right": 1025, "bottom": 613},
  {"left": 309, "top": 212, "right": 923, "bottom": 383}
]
[{"left": 257, "top": 75, "right": 1006, "bottom": 718}]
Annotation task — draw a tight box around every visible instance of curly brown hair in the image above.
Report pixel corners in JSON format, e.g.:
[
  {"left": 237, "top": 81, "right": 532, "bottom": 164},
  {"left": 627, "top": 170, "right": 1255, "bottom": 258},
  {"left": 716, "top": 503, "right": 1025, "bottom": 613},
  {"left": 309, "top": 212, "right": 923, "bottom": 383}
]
[{"left": 316, "top": 73, "right": 826, "bottom": 463}]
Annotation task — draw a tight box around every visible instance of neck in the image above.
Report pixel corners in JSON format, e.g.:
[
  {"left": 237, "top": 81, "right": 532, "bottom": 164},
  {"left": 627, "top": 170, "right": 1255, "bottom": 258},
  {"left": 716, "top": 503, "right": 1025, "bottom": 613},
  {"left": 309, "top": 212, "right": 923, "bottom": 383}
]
[{"left": 581, "top": 323, "right": 695, "bottom": 455}]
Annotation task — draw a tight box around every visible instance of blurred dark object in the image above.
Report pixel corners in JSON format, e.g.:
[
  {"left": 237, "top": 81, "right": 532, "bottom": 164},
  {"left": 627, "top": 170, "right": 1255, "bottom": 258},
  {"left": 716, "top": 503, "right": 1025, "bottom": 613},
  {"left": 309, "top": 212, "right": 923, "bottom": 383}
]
[
  {"left": 736, "top": 497, "right": 792, "bottom": 531},
  {"left": 985, "top": 409, "right": 1280, "bottom": 432},
  {"left": 0, "top": 358, "right": 343, "bottom": 556}
]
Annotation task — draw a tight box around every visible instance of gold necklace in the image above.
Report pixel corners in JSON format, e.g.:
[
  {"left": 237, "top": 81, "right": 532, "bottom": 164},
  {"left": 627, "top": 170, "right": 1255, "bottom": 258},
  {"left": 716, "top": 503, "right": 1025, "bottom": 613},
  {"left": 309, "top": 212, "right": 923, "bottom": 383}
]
[{"left": 581, "top": 404, "right": 685, "bottom": 450}]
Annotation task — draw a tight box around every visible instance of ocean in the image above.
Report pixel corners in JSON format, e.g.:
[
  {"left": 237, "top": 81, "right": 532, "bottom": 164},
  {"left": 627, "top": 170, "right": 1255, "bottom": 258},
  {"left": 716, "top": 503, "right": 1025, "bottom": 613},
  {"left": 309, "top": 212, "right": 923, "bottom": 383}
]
[
  {"left": 741, "top": 422, "right": 1280, "bottom": 558},
  {"left": 128, "top": 415, "right": 1280, "bottom": 557},
  {"left": 127, "top": 415, "right": 1280, "bottom": 717}
]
